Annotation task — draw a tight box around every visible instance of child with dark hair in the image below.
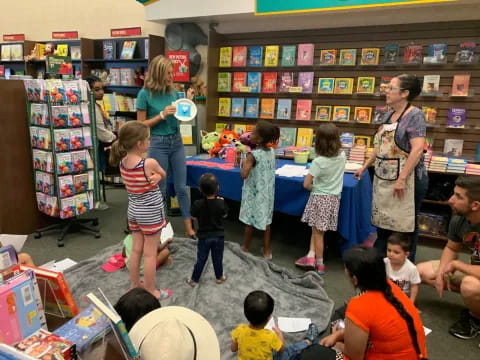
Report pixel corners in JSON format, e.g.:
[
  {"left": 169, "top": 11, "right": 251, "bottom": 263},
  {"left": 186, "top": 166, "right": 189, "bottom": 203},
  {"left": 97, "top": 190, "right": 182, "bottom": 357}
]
[
  {"left": 231, "top": 290, "right": 320, "bottom": 360},
  {"left": 114, "top": 287, "right": 161, "bottom": 331},
  {"left": 296, "top": 123, "right": 346, "bottom": 274},
  {"left": 240, "top": 120, "right": 280, "bottom": 260},
  {"left": 385, "top": 232, "right": 421, "bottom": 304},
  {"left": 187, "top": 173, "right": 228, "bottom": 287}
]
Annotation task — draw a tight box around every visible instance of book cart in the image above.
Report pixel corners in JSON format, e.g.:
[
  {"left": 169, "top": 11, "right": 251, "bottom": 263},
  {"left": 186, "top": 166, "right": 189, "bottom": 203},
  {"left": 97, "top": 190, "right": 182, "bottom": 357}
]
[{"left": 26, "top": 79, "right": 101, "bottom": 247}]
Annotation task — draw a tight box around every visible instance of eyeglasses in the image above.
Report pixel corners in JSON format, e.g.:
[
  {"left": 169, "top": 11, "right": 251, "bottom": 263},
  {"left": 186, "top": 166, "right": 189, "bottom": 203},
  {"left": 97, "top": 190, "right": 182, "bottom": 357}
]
[{"left": 386, "top": 86, "right": 402, "bottom": 92}]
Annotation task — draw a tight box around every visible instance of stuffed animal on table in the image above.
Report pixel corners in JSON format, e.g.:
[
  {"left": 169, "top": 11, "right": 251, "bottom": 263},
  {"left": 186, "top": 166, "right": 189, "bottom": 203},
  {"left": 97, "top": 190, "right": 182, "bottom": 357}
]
[
  {"left": 200, "top": 130, "right": 220, "bottom": 152},
  {"left": 239, "top": 131, "right": 256, "bottom": 150},
  {"left": 208, "top": 129, "right": 239, "bottom": 157}
]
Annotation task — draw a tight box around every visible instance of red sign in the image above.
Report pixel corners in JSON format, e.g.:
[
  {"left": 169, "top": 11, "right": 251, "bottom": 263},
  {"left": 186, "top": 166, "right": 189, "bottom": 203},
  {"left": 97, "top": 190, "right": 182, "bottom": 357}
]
[
  {"left": 3, "top": 34, "right": 25, "bottom": 41},
  {"left": 166, "top": 51, "right": 190, "bottom": 82},
  {"left": 110, "top": 27, "right": 142, "bottom": 37},
  {"left": 52, "top": 31, "right": 79, "bottom": 39},
  {"left": 0, "top": 65, "right": 4, "bottom": 77}
]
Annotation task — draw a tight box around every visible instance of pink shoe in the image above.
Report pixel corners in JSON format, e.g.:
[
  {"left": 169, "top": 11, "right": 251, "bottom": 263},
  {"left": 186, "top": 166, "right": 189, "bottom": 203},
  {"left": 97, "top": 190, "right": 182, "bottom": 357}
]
[
  {"left": 295, "top": 256, "right": 315, "bottom": 270},
  {"left": 160, "top": 289, "right": 172, "bottom": 300},
  {"left": 315, "top": 264, "right": 326, "bottom": 275}
]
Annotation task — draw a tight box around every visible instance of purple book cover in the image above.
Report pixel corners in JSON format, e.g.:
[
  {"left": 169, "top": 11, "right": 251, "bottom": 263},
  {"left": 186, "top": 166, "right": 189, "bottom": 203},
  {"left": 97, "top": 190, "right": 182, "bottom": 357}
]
[
  {"left": 298, "top": 72, "right": 314, "bottom": 93},
  {"left": 279, "top": 72, "right": 294, "bottom": 92},
  {"left": 0, "top": 245, "right": 18, "bottom": 271},
  {"left": 447, "top": 107, "right": 467, "bottom": 128}
]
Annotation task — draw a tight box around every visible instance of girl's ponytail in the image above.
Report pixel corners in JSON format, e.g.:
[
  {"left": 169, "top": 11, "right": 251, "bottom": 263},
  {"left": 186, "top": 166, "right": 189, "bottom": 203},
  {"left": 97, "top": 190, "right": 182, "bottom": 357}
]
[
  {"left": 109, "top": 140, "right": 126, "bottom": 167},
  {"left": 108, "top": 121, "right": 150, "bottom": 167}
]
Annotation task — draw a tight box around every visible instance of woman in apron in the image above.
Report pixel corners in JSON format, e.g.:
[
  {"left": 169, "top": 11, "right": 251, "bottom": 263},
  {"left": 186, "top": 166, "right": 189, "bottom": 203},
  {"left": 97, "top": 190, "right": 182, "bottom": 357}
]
[{"left": 355, "top": 74, "right": 428, "bottom": 261}]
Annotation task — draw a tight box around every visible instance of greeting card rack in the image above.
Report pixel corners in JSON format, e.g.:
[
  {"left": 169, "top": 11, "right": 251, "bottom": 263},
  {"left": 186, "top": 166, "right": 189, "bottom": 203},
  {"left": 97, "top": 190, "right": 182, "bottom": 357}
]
[{"left": 26, "top": 79, "right": 101, "bottom": 246}]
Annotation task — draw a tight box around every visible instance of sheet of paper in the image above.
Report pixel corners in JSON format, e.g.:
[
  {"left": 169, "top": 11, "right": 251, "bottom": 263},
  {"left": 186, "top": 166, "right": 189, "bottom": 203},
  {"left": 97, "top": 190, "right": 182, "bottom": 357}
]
[
  {"left": 0, "top": 234, "right": 28, "bottom": 252},
  {"left": 264, "top": 317, "right": 276, "bottom": 331},
  {"left": 275, "top": 165, "right": 308, "bottom": 178},
  {"left": 277, "top": 317, "right": 311, "bottom": 333},
  {"left": 41, "top": 258, "right": 77, "bottom": 273},
  {"left": 161, "top": 222, "right": 174, "bottom": 244},
  {"left": 423, "top": 326, "right": 432, "bottom": 336}
]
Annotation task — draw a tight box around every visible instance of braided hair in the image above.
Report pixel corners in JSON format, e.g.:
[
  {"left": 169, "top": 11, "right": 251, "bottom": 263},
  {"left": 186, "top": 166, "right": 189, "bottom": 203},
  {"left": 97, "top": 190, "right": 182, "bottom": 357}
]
[{"left": 343, "top": 246, "right": 426, "bottom": 359}]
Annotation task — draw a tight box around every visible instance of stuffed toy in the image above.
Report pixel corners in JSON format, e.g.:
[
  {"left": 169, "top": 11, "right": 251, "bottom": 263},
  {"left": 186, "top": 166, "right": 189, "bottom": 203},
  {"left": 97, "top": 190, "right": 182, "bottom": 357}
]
[
  {"left": 208, "top": 129, "right": 239, "bottom": 157},
  {"left": 200, "top": 130, "right": 220, "bottom": 152},
  {"left": 239, "top": 131, "right": 256, "bottom": 150},
  {"left": 218, "top": 139, "right": 249, "bottom": 158}
]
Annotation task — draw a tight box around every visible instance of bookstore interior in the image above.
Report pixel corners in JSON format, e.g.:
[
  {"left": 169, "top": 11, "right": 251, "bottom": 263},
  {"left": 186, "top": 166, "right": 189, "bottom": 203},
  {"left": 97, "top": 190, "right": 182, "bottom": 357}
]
[{"left": 0, "top": 1, "right": 480, "bottom": 359}]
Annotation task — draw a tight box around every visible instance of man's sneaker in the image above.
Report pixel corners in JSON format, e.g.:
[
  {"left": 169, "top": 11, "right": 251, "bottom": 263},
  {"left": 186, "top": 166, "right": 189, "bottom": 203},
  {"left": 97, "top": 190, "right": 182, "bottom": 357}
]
[
  {"left": 295, "top": 256, "right": 315, "bottom": 270},
  {"left": 315, "top": 264, "right": 326, "bottom": 275},
  {"left": 449, "top": 309, "right": 480, "bottom": 340},
  {"left": 305, "top": 323, "right": 320, "bottom": 344}
]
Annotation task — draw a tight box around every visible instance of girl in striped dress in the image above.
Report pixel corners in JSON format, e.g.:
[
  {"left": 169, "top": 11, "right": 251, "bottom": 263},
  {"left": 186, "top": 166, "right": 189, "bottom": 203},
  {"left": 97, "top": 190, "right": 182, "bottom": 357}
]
[{"left": 110, "top": 121, "right": 171, "bottom": 300}]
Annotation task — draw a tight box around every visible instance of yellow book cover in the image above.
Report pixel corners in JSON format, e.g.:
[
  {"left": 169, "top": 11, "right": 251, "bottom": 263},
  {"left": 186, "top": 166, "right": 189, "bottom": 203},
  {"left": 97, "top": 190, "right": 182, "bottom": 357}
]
[
  {"left": 356, "top": 77, "right": 376, "bottom": 94},
  {"left": 10, "top": 44, "right": 23, "bottom": 60},
  {"left": 218, "top": 98, "right": 231, "bottom": 117},
  {"left": 260, "top": 98, "right": 275, "bottom": 119},
  {"left": 180, "top": 124, "right": 193, "bottom": 144},
  {"left": 36, "top": 43, "right": 46, "bottom": 58},
  {"left": 296, "top": 128, "right": 313, "bottom": 148},
  {"left": 333, "top": 106, "right": 351, "bottom": 122},
  {"left": 219, "top": 47, "right": 232, "bottom": 67},
  {"left": 353, "top": 135, "right": 371, "bottom": 148},
  {"left": 1, "top": 44, "right": 11, "bottom": 61},
  {"left": 56, "top": 44, "right": 69, "bottom": 57},
  {"left": 315, "top": 106, "right": 332, "bottom": 121},
  {"left": 360, "top": 48, "right": 380, "bottom": 65},
  {"left": 354, "top": 107, "right": 373, "bottom": 123},
  {"left": 215, "top": 123, "right": 227, "bottom": 132},
  {"left": 101, "top": 96, "right": 112, "bottom": 113},
  {"left": 264, "top": 45, "right": 279, "bottom": 67},
  {"left": 334, "top": 78, "right": 354, "bottom": 94}
]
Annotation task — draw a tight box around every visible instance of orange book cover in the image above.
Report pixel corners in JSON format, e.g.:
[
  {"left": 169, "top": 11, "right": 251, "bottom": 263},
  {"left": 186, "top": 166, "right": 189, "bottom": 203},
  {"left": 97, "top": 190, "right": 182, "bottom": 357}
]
[
  {"left": 260, "top": 98, "right": 275, "bottom": 119},
  {"left": 451, "top": 74, "right": 470, "bottom": 96}
]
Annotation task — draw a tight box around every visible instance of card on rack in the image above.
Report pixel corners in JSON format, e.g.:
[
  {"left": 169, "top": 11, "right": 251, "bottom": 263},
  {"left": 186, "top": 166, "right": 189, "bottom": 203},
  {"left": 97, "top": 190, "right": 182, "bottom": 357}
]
[
  {"left": 295, "top": 99, "right": 312, "bottom": 121},
  {"left": 279, "top": 127, "right": 297, "bottom": 147},
  {"left": 46, "top": 79, "right": 66, "bottom": 104},
  {"left": 279, "top": 72, "right": 294, "bottom": 92},
  {"left": 88, "top": 170, "right": 95, "bottom": 190},
  {"left": 70, "top": 128, "right": 85, "bottom": 150},
  {"left": 218, "top": 98, "right": 231, "bottom": 117},
  {"left": 30, "top": 127, "right": 39, "bottom": 148},
  {"left": 296, "top": 128, "right": 314, "bottom": 148},
  {"left": 455, "top": 42, "right": 476, "bottom": 64},
  {"left": 451, "top": 74, "right": 470, "bottom": 96},
  {"left": 281, "top": 45, "right": 296, "bottom": 66},
  {"left": 67, "top": 105, "right": 82, "bottom": 127},
  {"left": 219, "top": 47, "right": 232, "bottom": 67},
  {"left": 43, "top": 172, "right": 55, "bottom": 195},
  {"left": 245, "top": 98, "right": 259, "bottom": 118},
  {"left": 247, "top": 72, "right": 262, "bottom": 93},
  {"left": 315, "top": 106, "right": 332, "bottom": 121},
  {"left": 37, "top": 128, "right": 51, "bottom": 150},
  {"left": 75, "top": 193, "right": 90, "bottom": 215},
  {"left": 30, "top": 103, "right": 48, "bottom": 126},
  {"left": 73, "top": 173, "right": 88, "bottom": 193},
  {"left": 276, "top": 99, "right": 292, "bottom": 120},
  {"left": 356, "top": 77, "right": 375, "bottom": 94},
  {"left": 447, "top": 107, "right": 467, "bottom": 128},
  {"left": 71, "top": 150, "right": 88, "bottom": 172},
  {"left": 262, "top": 72, "right": 278, "bottom": 93},
  {"left": 58, "top": 175, "right": 74, "bottom": 198},
  {"left": 319, "top": 49, "right": 337, "bottom": 65},
  {"left": 232, "top": 72, "right": 247, "bottom": 92},
  {"left": 383, "top": 44, "right": 400, "bottom": 65},
  {"left": 422, "top": 75, "right": 441, "bottom": 95},
  {"left": 333, "top": 106, "right": 351, "bottom": 122},
  {"left": 232, "top": 46, "right": 247, "bottom": 67},
  {"left": 80, "top": 103, "right": 90, "bottom": 124},
  {"left": 248, "top": 46, "right": 263, "bottom": 67},
  {"left": 60, "top": 197, "right": 76, "bottom": 219},
  {"left": 403, "top": 44, "right": 423, "bottom": 64},
  {"left": 339, "top": 49, "right": 357, "bottom": 66},
  {"left": 54, "top": 129, "right": 70, "bottom": 152},
  {"left": 334, "top": 78, "right": 354, "bottom": 94},
  {"left": 260, "top": 98, "right": 275, "bottom": 119},
  {"left": 298, "top": 72, "right": 314, "bottom": 93},
  {"left": 63, "top": 80, "right": 81, "bottom": 103},
  {"left": 317, "top": 78, "right": 335, "bottom": 94},
  {"left": 217, "top": 72, "right": 232, "bottom": 92},
  {"left": 56, "top": 153, "right": 73, "bottom": 174},
  {"left": 52, "top": 106, "right": 69, "bottom": 127},
  {"left": 231, "top": 98, "right": 245, "bottom": 117},
  {"left": 354, "top": 107, "right": 373, "bottom": 123},
  {"left": 36, "top": 192, "right": 47, "bottom": 213},
  {"left": 264, "top": 45, "right": 279, "bottom": 67},
  {"left": 83, "top": 127, "right": 92, "bottom": 147},
  {"left": 360, "top": 48, "right": 380, "bottom": 65},
  {"left": 297, "top": 43, "right": 314, "bottom": 65}
]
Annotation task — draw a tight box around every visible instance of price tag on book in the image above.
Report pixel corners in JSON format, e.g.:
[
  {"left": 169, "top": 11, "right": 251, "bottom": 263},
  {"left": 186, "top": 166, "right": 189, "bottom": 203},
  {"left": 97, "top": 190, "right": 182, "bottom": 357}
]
[
  {"left": 239, "top": 86, "right": 251, "bottom": 92},
  {"left": 289, "top": 87, "right": 303, "bottom": 93}
]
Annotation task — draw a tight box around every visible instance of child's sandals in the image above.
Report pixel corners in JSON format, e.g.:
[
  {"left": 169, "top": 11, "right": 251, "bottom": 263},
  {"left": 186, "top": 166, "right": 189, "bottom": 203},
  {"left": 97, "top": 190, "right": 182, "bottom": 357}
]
[
  {"left": 186, "top": 278, "right": 197, "bottom": 287},
  {"left": 216, "top": 275, "right": 227, "bottom": 284}
]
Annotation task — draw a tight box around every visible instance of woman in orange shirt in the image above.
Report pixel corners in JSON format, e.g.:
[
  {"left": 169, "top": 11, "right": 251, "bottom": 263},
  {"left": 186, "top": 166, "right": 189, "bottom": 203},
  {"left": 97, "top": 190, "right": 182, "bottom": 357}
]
[{"left": 317, "top": 246, "right": 427, "bottom": 360}]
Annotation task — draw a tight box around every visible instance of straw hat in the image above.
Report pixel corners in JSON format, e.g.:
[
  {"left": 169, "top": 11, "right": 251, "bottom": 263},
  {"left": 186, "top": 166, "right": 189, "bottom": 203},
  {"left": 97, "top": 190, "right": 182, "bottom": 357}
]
[{"left": 129, "top": 306, "right": 220, "bottom": 360}]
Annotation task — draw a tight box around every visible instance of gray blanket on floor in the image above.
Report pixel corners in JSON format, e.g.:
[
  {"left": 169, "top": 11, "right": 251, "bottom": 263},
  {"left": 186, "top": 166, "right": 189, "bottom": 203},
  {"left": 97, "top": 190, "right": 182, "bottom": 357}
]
[{"left": 64, "top": 238, "right": 334, "bottom": 359}]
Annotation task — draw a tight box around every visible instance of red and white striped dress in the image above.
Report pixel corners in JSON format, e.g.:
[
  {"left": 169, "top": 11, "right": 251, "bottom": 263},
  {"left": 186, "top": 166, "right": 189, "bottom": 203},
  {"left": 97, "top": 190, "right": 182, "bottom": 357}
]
[{"left": 120, "top": 158, "right": 166, "bottom": 235}]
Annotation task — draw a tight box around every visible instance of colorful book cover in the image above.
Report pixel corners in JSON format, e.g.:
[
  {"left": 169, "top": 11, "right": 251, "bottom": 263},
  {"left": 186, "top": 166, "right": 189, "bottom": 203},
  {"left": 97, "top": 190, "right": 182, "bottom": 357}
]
[
  {"left": 10, "top": 44, "right": 23, "bottom": 61},
  {"left": 443, "top": 139, "right": 464, "bottom": 156},
  {"left": 354, "top": 135, "right": 371, "bottom": 148},
  {"left": 166, "top": 50, "right": 190, "bottom": 82},
  {"left": 41, "top": 173, "right": 55, "bottom": 196},
  {"left": 232, "top": 46, "right": 247, "bottom": 67},
  {"left": 276, "top": 99, "right": 292, "bottom": 120},
  {"left": 46, "top": 55, "right": 73, "bottom": 75},
  {"left": 295, "top": 99, "right": 312, "bottom": 121},
  {"left": 425, "top": 43, "right": 448, "bottom": 64},
  {"left": 422, "top": 106, "right": 437, "bottom": 125},
  {"left": 63, "top": 80, "right": 81, "bottom": 103},
  {"left": 279, "top": 127, "right": 297, "bottom": 147},
  {"left": 231, "top": 98, "right": 245, "bottom": 117},
  {"left": 247, "top": 72, "right": 262, "bottom": 93},
  {"left": 356, "top": 77, "right": 375, "bottom": 94},
  {"left": 120, "top": 40, "right": 137, "bottom": 60},
  {"left": 55, "top": 44, "right": 68, "bottom": 57},
  {"left": 218, "top": 98, "right": 231, "bottom": 117},
  {"left": 447, "top": 107, "right": 467, "bottom": 128},
  {"left": 383, "top": 44, "right": 400, "bottom": 64},
  {"left": 0, "top": 245, "right": 17, "bottom": 272},
  {"left": 378, "top": 76, "right": 393, "bottom": 95},
  {"left": 70, "top": 128, "right": 84, "bottom": 150},
  {"left": 70, "top": 45, "right": 81, "bottom": 60},
  {"left": 455, "top": 42, "right": 476, "bottom": 64},
  {"left": 219, "top": 47, "right": 232, "bottom": 67},
  {"left": 334, "top": 78, "right": 354, "bottom": 94},
  {"left": 451, "top": 74, "right": 470, "bottom": 96},
  {"left": 15, "top": 328, "right": 74, "bottom": 359},
  {"left": 56, "top": 153, "right": 73, "bottom": 174},
  {"left": 46, "top": 79, "right": 66, "bottom": 104},
  {"left": 281, "top": 45, "right": 296, "bottom": 66},
  {"left": 354, "top": 107, "right": 373, "bottom": 123},
  {"left": 103, "top": 40, "right": 115, "bottom": 60},
  {"left": 360, "top": 48, "right": 380, "bottom": 65},
  {"left": 339, "top": 49, "right": 356, "bottom": 66},
  {"left": 264, "top": 45, "right": 279, "bottom": 67},
  {"left": 30, "top": 127, "right": 39, "bottom": 148},
  {"left": 333, "top": 106, "right": 351, "bottom": 122},
  {"left": 71, "top": 150, "right": 88, "bottom": 172},
  {"left": 297, "top": 43, "right": 314, "bottom": 65},
  {"left": 36, "top": 192, "right": 46, "bottom": 213},
  {"left": 424, "top": 137, "right": 434, "bottom": 152},
  {"left": 75, "top": 193, "right": 90, "bottom": 215},
  {"left": 37, "top": 128, "right": 51, "bottom": 150},
  {"left": 217, "top": 72, "right": 232, "bottom": 92},
  {"left": 279, "top": 72, "right": 294, "bottom": 92},
  {"left": 296, "top": 128, "right": 314, "bottom": 147},
  {"left": 245, "top": 98, "right": 259, "bottom": 118},
  {"left": 30, "top": 103, "right": 47, "bottom": 126},
  {"left": 317, "top": 78, "right": 335, "bottom": 94},
  {"left": 233, "top": 124, "right": 247, "bottom": 137},
  {"left": 319, "top": 49, "right": 337, "bottom": 65},
  {"left": 60, "top": 197, "right": 76, "bottom": 219},
  {"left": 422, "top": 75, "right": 440, "bottom": 94},
  {"left": 73, "top": 173, "right": 89, "bottom": 193},
  {"left": 298, "top": 72, "right": 314, "bottom": 93},
  {"left": 54, "top": 129, "right": 70, "bottom": 152},
  {"left": 80, "top": 103, "right": 90, "bottom": 124},
  {"left": 67, "top": 105, "right": 82, "bottom": 127},
  {"left": 260, "top": 98, "right": 275, "bottom": 119},
  {"left": 315, "top": 106, "right": 332, "bottom": 121},
  {"left": 58, "top": 175, "right": 74, "bottom": 198},
  {"left": 403, "top": 44, "right": 423, "bottom": 64},
  {"left": 232, "top": 72, "right": 247, "bottom": 92},
  {"left": 341, "top": 132, "right": 354, "bottom": 148},
  {"left": 262, "top": 72, "right": 278, "bottom": 93},
  {"left": 248, "top": 46, "right": 263, "bottom": 67}
]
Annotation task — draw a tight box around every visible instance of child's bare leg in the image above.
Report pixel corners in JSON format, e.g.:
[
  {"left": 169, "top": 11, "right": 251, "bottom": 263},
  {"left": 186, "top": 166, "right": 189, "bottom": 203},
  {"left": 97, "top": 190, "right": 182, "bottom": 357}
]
[
  {"left": 313, "top": 227, "right": 325, "bottom": 262},
  {"left": 129, "top": 231, "right": 144, "bottom": 289},
  {"left": 156, "top": 248, "right": 171, "bottom": 266},
  {"left": 309, "top": 232, "right": 315, "bottom": 254},
  {"left": 241, "top": 225, "right": 254, "bottom": 252},
  {"left": 263, "top": 225, "right": 272, "bottom": 258},
  {"left": 143, "top": 232, "right": 161, "bottom": 299},
  {"left": 18, "top": 253, "right": 35, "bottom": 266}
]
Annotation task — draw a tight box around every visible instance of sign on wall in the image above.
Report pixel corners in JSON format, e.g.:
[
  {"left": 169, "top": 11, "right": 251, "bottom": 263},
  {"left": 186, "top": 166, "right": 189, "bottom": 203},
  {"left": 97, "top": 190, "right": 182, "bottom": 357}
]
[
  {"left": 166, "top": 51, "right": 190, "bottom": 82},
  {"left": 255, "top": 0, "right": 455, "bottom": 15}
]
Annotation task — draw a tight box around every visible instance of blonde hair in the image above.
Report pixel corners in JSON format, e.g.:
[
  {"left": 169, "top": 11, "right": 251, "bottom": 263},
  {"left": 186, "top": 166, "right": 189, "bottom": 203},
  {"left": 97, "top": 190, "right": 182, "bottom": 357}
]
[
  {"left": 109, "top": 121, "right": 150, "bottom": 166},
  {"left": 143, "top": 55, "right": 173, "bottom": 94}
]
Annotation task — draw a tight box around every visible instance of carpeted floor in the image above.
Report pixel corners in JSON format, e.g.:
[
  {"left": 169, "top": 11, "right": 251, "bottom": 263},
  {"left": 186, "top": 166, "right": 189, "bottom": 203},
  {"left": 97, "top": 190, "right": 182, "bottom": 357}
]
[{"left": 64, "top": 238, "right": 334, "bottom": 359}]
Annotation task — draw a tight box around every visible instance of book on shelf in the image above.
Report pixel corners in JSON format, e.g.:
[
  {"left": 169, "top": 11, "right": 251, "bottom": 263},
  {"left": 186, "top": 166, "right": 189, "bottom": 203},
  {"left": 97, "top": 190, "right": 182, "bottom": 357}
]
[
  {"left": 422, "top": 106, "right": 437, "bottom": 125},
  {"left": 298, "top": 72, "right": 314, "bottom": 93},
  {"left": 315, "top": 106, "right": 332, "bottom": 121},
  {"left": 354, "top": 107, "right": 372, "bottom": 123},
  {"left": 14, "top": 328, "right": 76, "bottom": 360},
  {"left": 260, "top": 98, "right": 275, "bottom": 119},
  {"left": 334, "top": 78, "right": 354, "bottom": 94},
  {"left": 46, "top": 56, "right": 73, "bottom": 75},
  {"left": 233, "top": 124, "right": 247, "bottom": 137},
  {"left": 281, "top": 45, "right": 296, "bottom": 66},
  {"left": 333, "top": 106, "right": 351, "bottom": 122},
  {"left": 276, "top": 99, "right": 292, "bottom": 120},
  {"left": 424, "top": 43, "right": 448, "bottom": 64},
  {"left": 353, "top": 135, "right": 371, "bottom": 148},
  {"left": 451, "top": 74, "right": 470, "bottom": 96},
  {"left": 120, "top": 40, "right": 137, "bottom": 60},
  {"left": 422, "top": 75, "right": 440, "bottom": 94},
  {"left": 319, "top": 49, "right": 336, "bottom": 65},
  {"left": 102, "top": 40, "right": 115, "bottom": 60},
  {"left": 218, "top": 47, "right": 232, "bottom": 67},
  {"left": 341, "top": 132, "right": 354, "bottom": 148},
  {"left": 120, "top": 68, "right": 135, "bottom": 86},
  {"left": 455, "top": 42, "right": 476, "bottom": 64},
  {"left": 261, "top": 72, "right": 277, "bottom": 93},
  {"left": 217, "top": 72, "right": 232, "bottom": 92},
  {"left": 360, "top": 48, "right": 379, "bottom": 65},
  {"left": 232, "top": 46, "right": 247, "bottom": 67},
  {"left": 1, "top": 44, "right": 11, "bottom": 61},
  {"left": 10, "top": 44, "right": 23, "bottom": 61},
  {"left": 70, "top": 45, "right": 81, "bottom": 60},
  {"left": 424, "top": 137, "right": 434, "bottom": 152},
  {"left": 403, "top": 44, "right": 423, "bottom": 64},
  {"left": 264, "top": 45, "right": 279, "bottom": 66},
  {"left": 447, "top": 107, "right": 467, "bottom": 128},
  {"left": 356, "top": 77, "right": 375, "bottom": 94},
  {"left": 295, "top": 99, "right": 312, "bottom": 121},
  {"left": 279, "top": 72, "right": 294, "bottom": 92},
  {"left": 56, "top": 44, "right": 69, "bottom": 57},
  {"left": 215, "top": 123, "right": 227, "bottom": 132},
  {"left": 376, "top": 76, "right": 392, "bottom": 96},
  {"left": 373, "top": 105, "right": 389, "bottom": 124},
  {"left": 317, "top": 78, "right": 335, "bottom": 94},
  {"left": 245, "top": 98, "right": 259, "bottom": 118},
  {"left": 109, "top": 68, "right": 121, "bottom": 85},
  {"left": 339, "top": 49, "right": 357, "bottom": 66},
  {"left": 443, "top": 139, "right": 464, "bottom": 157},
  {"left": 279, "top": 127, "right": 297, "bottom": 147},
  {"left": 231, "top": 98, "right": 245, "bottom": 117},
  {"left": 247, "top": 72, "right": 261, "bottom": 93},
  {"left": 248, "top": 46, "right": 263, "bottom": 67},
  {"left": 218, "top": 98, "right": 231, "bottom": 117},
  {"left": 297, "top": 43, "right": 314, "bottom": 66},
  {"left": 383, "top": 44, "right": 400, "bottom": 64},
  {"left": 296, "top": 128, "right": 313, "bottom": 147}
]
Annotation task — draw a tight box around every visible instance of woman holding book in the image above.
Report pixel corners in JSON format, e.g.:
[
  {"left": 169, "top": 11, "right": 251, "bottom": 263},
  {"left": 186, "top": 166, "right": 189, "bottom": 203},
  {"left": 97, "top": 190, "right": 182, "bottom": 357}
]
[
  {"left": 354, "top": 74, "right": 428, "bottom": 262},
  {"left": 137, "top": 55, "right": 196, "bottom": 238}
]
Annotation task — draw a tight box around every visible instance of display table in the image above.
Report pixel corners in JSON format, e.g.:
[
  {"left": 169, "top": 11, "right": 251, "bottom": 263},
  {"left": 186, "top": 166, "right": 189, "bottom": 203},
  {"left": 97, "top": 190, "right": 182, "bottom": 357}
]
[{"left": 185, "top": 156, "right": 375, "bottom": 250}]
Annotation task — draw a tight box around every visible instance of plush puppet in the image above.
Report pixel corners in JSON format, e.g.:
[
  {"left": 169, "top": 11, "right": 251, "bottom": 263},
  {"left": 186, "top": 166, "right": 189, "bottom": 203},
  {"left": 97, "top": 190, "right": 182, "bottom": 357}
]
[
  {"left": 239, "top": 131, "right": 256, "bottom": 150},
  {"left": 208, "top": 129, "right": 239, "bottom": 157},
  {"left": 200, "top": 130, "right": 220, "bottom": 152}
]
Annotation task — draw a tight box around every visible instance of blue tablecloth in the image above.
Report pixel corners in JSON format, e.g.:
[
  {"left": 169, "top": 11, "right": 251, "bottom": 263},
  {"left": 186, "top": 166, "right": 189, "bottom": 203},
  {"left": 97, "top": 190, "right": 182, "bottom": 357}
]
[{"left": 186, "top": 156, "right": 375, "bottom": 251}]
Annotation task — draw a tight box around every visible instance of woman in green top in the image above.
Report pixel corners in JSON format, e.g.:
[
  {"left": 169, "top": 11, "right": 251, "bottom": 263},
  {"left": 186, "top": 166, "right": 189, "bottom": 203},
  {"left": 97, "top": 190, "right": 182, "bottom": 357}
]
[{"left": 137, "top": 55, "right": 196, "bottom": 237}]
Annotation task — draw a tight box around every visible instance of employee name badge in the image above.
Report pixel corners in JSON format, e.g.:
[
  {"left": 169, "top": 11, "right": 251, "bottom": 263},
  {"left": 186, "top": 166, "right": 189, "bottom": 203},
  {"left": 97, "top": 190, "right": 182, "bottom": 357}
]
[{"left": 172, "top": 98, "right": 197, "bottom": 122}]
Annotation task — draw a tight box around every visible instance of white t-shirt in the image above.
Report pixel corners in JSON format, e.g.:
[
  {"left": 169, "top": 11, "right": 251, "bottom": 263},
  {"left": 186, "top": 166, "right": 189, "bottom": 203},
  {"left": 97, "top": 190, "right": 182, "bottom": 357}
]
[{"left": 384, "top": 257, "right": 421, "bottom": 297}]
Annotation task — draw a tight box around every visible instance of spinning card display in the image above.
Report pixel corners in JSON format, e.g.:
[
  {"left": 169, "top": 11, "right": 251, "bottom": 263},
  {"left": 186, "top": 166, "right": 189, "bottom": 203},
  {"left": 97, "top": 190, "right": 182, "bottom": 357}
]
[{"left": 173, "top": 99, "right": 197, "bottom": 122}]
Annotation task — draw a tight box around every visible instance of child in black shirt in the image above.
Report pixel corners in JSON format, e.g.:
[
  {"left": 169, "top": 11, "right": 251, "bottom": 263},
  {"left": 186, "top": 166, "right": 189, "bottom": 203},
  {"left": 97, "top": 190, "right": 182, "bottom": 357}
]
[{"left": 187, "top": 173, "right": 228, "bottom": 286}]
